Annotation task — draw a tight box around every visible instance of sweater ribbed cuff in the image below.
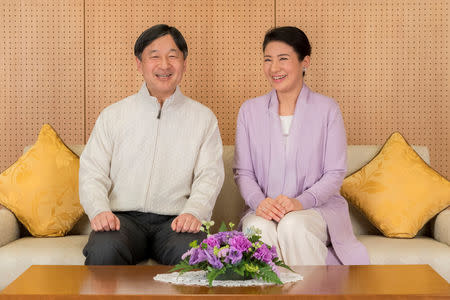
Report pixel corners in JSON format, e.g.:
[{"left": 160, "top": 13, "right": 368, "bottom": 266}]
[
  {"left": 248, "top": 191, "right": 266, "bottom": 211},
  {"left": 83, "top": 200, "right": 111, "bottom": 221},
  {"left": 179, "top": 209, "right": 203, "bottom": 222}
]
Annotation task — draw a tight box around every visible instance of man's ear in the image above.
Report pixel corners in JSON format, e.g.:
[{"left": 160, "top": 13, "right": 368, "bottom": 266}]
[
  {"left": 136, "top": 56, "right": 143, "bottom": 74},
  {"left": 183, "top": 58, "right": 187, "bottom": 73}
]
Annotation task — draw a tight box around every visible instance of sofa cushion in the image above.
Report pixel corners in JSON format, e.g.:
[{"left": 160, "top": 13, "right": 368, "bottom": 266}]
[
  {"left": 358, "top": 235, "right": 450, "bottom": 282},
  {"left": 434, "top": 207, "right": 450, "bottom": 246},
  {"left": 345, "top": 144, "right": 430, "bottom": 176},
  {"left": 0, "top": 234, "right": 160, "bottom": 290},
  {"left": 0, "top": 124, "right": 84, "bottom": 237},
  {"left": 211, "top": 145, "right": 246, "bottom": 227},
  {"left": 0, "top": 235, "right": 88, "bottom": 290},
  {"left": 69, "top": 214, "right": 92, "bottom": 235},
  {"left": 341, "top": 132, "right": 450, "bottom": 238},
  {"left": 0, "top": 206, "right": 20, "bottom": 247}
]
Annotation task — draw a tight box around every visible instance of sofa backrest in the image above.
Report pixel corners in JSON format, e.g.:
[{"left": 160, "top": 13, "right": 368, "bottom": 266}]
[{"left": 32, "top": 143, "right": 430, "bottom": 237}]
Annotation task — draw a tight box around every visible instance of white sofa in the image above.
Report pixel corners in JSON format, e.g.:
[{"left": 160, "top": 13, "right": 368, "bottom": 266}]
[{"left": 0, "top": 145, "right": 449, "bottom": 290}]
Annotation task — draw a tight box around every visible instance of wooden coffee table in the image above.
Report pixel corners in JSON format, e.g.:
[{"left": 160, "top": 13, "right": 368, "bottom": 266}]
[{"left": 1, "top": 265, "right": 448, "bottom": 299}]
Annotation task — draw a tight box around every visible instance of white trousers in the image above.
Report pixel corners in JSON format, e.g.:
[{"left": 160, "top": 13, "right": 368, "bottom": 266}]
[{"left": 242, "top": 209, "right": 329, "bottom": 265}]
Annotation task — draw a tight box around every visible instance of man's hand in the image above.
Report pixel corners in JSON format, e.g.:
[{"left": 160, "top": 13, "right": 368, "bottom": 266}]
[
  {"left": 91, "top": 211, "right": 120, "bottom": 232},
  {"left": 256, "top": 197, "right": 286, "bottom": 222},
  {"left": 171, "top": 213, "right": 202, "bottom": 233},
  {"left": 274, "top": 194, "right": 303, "bottom": 214}
]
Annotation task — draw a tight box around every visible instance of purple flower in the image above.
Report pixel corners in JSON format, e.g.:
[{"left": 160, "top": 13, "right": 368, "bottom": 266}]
[
  {"left": 268, "top": 261, "right": 280, "bottom": 276},
  {"left": 224, "top": 246, "right": 243, "bottom": 264},
  {"left": 217, "top": 247, "right": 229, "bottom": 258},
  {"left": 213, "top": 232, "right": 229, "bottom": 245},
  {"left": 205, "top": 248, "right": 223, "bottom": 269},
  {"left": 269, "top": 245, "right": 278, "bottom": 259},
  {"left": 175, "top": 227, "right": 290, "bottom": 286},
  {"left": 212, "top": 231, "right": 242, "bottom": 245},
  {"left": 252, "top": 244, "right": 274, "bottom": 263},
  {"left": 203, "top": 236, "right": 220, "bottom": 248},
  {"left": 189, "top": 248, "right": 207, "bottom": 265},
  {"left": 181, "top": 248, "right": 193, "bottom": 260},
  {"left": 228, "top": 235, "right": 252, "bottom": 253}
]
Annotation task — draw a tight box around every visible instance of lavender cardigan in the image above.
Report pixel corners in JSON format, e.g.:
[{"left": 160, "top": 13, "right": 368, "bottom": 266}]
[{"left": 233, "top": 84, "right": 370, "bottom": 265}]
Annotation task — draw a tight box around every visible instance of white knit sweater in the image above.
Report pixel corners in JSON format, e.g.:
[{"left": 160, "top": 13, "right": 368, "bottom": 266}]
[{"left": 79, "top": 83, "right": 224, "bottom": 221}]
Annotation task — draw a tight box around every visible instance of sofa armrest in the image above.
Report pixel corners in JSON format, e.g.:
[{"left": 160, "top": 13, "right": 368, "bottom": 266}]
[
  {"left": 433, "top": 207, "right": 450, "bottom": 245},
  {"left": 0, "top": 206, "right": 20, "bottom": 247}
]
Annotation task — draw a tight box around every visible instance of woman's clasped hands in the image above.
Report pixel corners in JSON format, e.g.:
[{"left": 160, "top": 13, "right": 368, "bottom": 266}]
[{"left": 256, "top": 195, "right": 303, "bottom": 222}]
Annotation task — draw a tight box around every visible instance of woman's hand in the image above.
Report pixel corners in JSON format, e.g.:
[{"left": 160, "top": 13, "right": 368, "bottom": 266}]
[
  {"left": 275, "top": 195, "right": 303, "bottom": 213},
  {"left": 256, "top": 197, "right": 286, "bottom": 222}
]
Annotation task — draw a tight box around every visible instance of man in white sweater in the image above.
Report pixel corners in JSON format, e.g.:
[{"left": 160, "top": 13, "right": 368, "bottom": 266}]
[{"left": 79, "top": 24, "right": 224, "bottom": 265}]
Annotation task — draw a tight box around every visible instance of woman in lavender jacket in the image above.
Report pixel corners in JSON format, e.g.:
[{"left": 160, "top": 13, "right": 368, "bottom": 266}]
[{"left": 233, "top": 27, "right": 369, "bottom": 265}]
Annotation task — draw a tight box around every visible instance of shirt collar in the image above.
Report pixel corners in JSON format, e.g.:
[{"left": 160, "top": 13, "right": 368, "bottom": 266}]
[{"left": 138, "top": 83, "right": 183, "bottom": 110}]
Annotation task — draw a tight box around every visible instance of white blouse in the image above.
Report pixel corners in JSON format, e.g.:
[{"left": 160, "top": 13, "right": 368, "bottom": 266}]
[{"left": 280, "top": 115, "right": 294, "bottom": 143}]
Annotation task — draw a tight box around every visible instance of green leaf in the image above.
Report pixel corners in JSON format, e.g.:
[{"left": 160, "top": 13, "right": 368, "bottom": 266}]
[
  {"left": 234, "top": 263, "right": 246, "bottom": 276},
  {"left": 218, "top": 221, "right": 228, "bottom": 232},
  {"left": 249, "top": 235, "right": 261, "bottom": 243},
  {"left": 274, "top": 259, "right": 295, "bottom": 272},
  {"left": 257, "top": 265, "right": 283, "bottom": 285},
  {"left": 170, "top": 260, "right": 189, "bottom": 271},
  {"left": 170, "top": 260, "right": 197, "bottom": 275},
  {"left": 228, "top": 222, "right": 235, "bottom": 230},
  {"left": 206, "top": 268, "right": 226, "bottom": 287}
]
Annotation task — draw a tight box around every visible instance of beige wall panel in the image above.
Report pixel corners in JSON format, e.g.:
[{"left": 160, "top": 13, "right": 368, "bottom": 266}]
[
  {"left": 277, "top": 0, "right": 449, "bottom": 178},
  {"left": 0, "top": 0, "right": 84, "bottom": 171},
  {"left": 85, "top": 0, "right": 273, "bottom": 144}
]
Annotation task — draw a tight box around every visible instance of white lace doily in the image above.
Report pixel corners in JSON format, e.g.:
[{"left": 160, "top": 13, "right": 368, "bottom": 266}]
[{"left": 154, "top": 270, "right": 303, "bottom": 287}]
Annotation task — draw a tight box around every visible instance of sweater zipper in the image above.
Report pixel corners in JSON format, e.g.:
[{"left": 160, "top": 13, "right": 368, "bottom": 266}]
[
  {"left": 157, "top": 106, "right": 162, "bottom": 119},
  {"left": 144, "top": 106, "right": 162, "bottom": 211}
]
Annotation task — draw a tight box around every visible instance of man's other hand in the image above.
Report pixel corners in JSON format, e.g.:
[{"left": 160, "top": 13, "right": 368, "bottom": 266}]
[
  {"left": 91, "top": 211, "right": 120, "bottom": 232},
  {"left": 171, "top": 213, "right": 201, "bottom": 233}
]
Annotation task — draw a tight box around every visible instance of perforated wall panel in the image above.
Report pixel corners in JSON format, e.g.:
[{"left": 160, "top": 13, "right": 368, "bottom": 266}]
[
  {"left": 0, "top": 0, "right": 84, "bottom": 171},
  {"left": 1, "top": 1, "right": 448, "bottom": 178},
  {"left": 85, "top": 0, "right": 273, "bottom": 144},
  {"left": 277, "top": 0, "right": 449, "bottom": 177}
]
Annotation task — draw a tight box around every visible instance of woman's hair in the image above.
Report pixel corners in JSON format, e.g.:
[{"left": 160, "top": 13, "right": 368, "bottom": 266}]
[
  {"left": 134, "top": 24, "right": 188, "bottom": 60},
  {"left": 263, "top": 26, "right": 311, "bottom": 61}
]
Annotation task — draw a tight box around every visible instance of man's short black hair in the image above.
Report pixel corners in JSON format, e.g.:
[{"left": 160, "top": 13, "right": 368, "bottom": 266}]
[{"left": 134, "top": 24, "right": 188, "bottom": 60}]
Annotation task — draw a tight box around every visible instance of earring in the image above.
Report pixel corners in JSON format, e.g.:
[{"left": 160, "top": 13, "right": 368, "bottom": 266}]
[{"left": 303, "top": 67, "right": 307, "bottom": 73}]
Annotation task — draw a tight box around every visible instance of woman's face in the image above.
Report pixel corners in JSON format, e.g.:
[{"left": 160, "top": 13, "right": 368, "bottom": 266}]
[{"left": 263, "top": 41, "right": 309, "bottom": 95}]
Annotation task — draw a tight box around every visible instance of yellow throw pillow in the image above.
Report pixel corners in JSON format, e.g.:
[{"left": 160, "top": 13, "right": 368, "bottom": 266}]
[
  {"left": 0, "top": 124, "right": 83, "bottom": 237},
  {"left": 341, "top": 132, "right": 450, "bottom": 238}
]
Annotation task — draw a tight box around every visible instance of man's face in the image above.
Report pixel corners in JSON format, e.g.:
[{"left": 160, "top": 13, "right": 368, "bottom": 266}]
[{"left": 136, "top": 34, "right": 187, "bottom": 101}]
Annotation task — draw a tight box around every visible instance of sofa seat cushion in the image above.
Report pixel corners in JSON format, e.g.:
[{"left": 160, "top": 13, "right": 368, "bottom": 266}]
[
  {"left": 0, "top": 207, "right": 19, "bottom": 247},
  {"left": 358, "top": 235, "right": 450, "bottom": 282},
  {"left": 0, "top": 235, "right": 160, "bottom": 290},
  {"left": 0, "top": 235, "right": 88, "bottom": 290}
]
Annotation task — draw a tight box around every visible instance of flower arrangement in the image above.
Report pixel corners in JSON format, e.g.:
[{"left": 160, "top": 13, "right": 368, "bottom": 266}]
[{"left": 171, "top": 221, "right": 293, "bottom": 286}]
